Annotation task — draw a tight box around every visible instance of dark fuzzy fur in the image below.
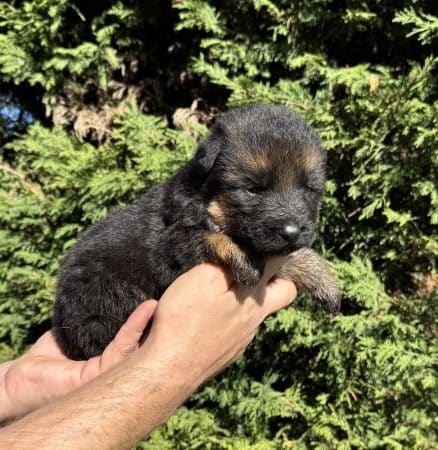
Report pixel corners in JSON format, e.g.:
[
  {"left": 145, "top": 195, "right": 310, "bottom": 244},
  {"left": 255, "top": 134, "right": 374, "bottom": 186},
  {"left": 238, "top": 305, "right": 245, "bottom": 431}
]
[{"left": 53, "top": 104, "right": 340, "bottom": 360}]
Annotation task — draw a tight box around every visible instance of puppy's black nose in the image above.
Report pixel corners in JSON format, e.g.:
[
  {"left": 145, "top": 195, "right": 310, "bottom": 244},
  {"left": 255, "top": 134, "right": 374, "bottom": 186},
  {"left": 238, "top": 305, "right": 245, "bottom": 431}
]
[{"left": 281, "top": 222, "right": 300, "bottom": 242}]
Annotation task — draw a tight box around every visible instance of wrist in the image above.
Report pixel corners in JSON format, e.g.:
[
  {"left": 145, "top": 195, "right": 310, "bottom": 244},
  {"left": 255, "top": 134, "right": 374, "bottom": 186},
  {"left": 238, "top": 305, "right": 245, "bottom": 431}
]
[
  {"left": 139, "top": 335, "right": 213, "bottom": 392},
  {"left": 122, "top": 349, "right": 201, "bottom": 435},
  {"left": 0, "top": 361, "right": 16, "bottom": 422},
  {"left": 0, "top": 356, "right": 48, "bottom": 422}
]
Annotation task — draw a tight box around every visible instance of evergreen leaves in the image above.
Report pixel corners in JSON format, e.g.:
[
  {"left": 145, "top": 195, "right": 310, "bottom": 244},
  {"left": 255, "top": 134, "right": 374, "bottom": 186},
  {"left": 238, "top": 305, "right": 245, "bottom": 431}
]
[{"left": 0, "top": 0, "right": 436, "bottom": 448}]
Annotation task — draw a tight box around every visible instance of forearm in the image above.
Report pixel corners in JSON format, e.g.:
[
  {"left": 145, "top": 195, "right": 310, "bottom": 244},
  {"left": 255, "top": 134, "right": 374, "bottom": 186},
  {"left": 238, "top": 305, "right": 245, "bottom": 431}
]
[{"left": 0, "top": 347, "right": 201, "bottom": 449}]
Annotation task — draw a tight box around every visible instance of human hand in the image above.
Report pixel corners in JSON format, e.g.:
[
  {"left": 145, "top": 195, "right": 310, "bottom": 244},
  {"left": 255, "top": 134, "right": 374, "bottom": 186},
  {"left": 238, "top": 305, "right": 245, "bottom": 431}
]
[
  {"left": 0, "top": 299, "right": 157, "bottom": 422},
  {"left": 141, "top": 259, "right": 297, "bottom": 387},
  {"left": 0, "top": 264, "right": 296, "bottom": 450}
]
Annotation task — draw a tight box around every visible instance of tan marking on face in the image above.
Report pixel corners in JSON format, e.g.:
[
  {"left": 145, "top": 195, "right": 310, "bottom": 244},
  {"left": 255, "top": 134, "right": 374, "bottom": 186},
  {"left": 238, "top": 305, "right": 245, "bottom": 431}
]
[
  {"left": 276, "top": 151, "right": 320, "bottom": 188},
  {"left": 302, "top": 151, "right": 318, "bottom": 171},
  {"left": 250, "top": 153, "right": 270, "bottom": 171},
  {"left": 207, "top": 232, "right": 241, "bottom": 263},
  {"left": 208, "top": 199, "right": 226, "bottom": 225}
]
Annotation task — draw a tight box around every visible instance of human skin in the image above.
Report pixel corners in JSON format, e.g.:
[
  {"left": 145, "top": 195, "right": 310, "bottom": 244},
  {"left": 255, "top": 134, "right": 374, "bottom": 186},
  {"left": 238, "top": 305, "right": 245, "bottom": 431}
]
[
  {"left": 0, "top": 261, "right": 296, "bottom": 449},
  {"left": 0, "top": 300, "right": 158, "bottom": 422}
]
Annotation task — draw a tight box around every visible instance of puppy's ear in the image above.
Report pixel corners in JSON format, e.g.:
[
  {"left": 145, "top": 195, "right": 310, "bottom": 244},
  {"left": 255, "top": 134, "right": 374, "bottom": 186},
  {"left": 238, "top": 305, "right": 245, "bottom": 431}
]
[{"left": 193, "top": 125, "right": 225, "bottom": 176}]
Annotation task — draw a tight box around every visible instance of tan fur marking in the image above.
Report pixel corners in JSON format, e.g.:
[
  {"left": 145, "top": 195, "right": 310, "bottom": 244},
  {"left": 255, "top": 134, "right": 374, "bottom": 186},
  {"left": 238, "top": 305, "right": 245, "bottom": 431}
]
[
  {"left": 250, "top": 153, "right": 270, "bottom": 171},
  {"left": 207, "top": 233, "right": 242, "bottom": 263},
  {"left": 302, "top": 151, "right": 318, "bottom": 170},
  {"left": 207, "top": 200, "right": 226, "bottom": 225}
]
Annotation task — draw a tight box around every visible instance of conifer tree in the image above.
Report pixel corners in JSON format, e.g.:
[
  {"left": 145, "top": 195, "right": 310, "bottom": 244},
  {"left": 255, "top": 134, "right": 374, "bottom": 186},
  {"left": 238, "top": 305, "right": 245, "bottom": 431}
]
[{"left": 0, "top": 1, "right": 436, "bottom": 448}]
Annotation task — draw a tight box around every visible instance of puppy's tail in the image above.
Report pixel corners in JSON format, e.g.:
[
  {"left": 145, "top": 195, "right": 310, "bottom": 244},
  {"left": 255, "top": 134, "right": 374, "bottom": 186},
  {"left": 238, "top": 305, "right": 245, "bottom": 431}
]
[{"left": 277, "top": 248, "right": 341, "bottom": 313}]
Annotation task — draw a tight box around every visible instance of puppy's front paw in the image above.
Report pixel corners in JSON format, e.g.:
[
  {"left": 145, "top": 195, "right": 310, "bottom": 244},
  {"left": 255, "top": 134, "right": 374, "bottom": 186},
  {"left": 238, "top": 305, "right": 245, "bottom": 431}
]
[
  {"left": 311, "top": 279, "right": 341, "bottom": 313},
  {"left": 231, "top": 254, "right": 263, "bottom": 287},
  {"left": 278, "top": 248, "right": 341, "bottom": 313},
  {"left": 206, "top": 232, "right": 264, "bottom": 287}
]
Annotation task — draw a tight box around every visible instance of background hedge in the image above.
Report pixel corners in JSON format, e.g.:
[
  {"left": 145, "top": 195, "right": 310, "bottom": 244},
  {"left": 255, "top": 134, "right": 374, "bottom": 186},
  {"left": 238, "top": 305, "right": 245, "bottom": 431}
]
[{"left": 0, "top": 1, "right": 436, "bottom": 448}]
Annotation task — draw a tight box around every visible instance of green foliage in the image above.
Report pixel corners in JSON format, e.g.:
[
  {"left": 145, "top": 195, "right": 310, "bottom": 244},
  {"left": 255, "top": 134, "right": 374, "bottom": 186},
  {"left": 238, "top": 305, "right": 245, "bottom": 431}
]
[
  {"left": 394, "top": 7, "right": 438, "bottom": 45},
  {"left": 0, "top": 0, "right": 180, "bottom": 128},
  {"left": 0, "top": 0, "right": 437, "bottom": 448},
  {"left": 0, "top": 0, "right": 120, "bottom": 91}
]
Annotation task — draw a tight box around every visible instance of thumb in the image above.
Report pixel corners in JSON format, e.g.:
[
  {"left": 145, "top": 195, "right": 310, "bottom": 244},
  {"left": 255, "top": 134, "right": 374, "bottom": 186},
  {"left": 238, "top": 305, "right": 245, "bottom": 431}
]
[
  {"left": 102, "top": 300, "right": 158, "bottom": 362},
  {"left": 262, "top": 277, "right": 297, "bottom": 317},
  {"left": 258, "top": 256, "right": 287, "bottom": 287}
]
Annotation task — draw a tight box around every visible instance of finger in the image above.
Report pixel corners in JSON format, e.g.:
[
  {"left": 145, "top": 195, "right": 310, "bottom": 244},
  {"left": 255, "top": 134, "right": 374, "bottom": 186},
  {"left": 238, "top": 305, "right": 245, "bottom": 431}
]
[
  {"left": 103, "top": 300, "right": 158, "bottom": 362},
  {"left": 257, "top": 256, "right": 287, "bottom": 288},
  {"left": 262, "top": 278, "right": 297, "bottom": 317},
  {"left": 27, "top": 331, "right": 65, "bottom": 357},
  {"left": 26, "top": 331, "right": 54, "bottom": 353},
  {"left": 116, "top": 300, "right": 158, "bottom": 353},
  {"left": 234, "top": 256, "right": 287, "bottom": 302}
]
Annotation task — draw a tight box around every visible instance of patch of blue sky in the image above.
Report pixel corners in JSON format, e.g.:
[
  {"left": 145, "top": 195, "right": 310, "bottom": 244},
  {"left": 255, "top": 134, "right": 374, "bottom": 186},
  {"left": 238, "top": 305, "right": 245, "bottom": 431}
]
[{"left": 0, "top": 102, "right": 33, "bottom": 133}]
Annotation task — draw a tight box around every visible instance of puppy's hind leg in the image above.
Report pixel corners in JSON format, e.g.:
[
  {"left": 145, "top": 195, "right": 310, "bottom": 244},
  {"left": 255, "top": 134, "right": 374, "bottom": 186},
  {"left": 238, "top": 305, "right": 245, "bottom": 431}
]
[
  {"left": 277, "top": 249, "right": 341, "bottom": 313},
  {"left": 53, "top": 277, "right": 143, "bottom": 360},
  {"left": 53, "top": 314, "right": 120, "bottom": 360}
]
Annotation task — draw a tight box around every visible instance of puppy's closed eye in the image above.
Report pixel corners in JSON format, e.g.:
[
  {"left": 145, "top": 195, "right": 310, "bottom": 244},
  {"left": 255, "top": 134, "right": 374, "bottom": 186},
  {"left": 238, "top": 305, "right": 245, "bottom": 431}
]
[{"left": 246, "top": 184, "right": 266, "bottom": 195}]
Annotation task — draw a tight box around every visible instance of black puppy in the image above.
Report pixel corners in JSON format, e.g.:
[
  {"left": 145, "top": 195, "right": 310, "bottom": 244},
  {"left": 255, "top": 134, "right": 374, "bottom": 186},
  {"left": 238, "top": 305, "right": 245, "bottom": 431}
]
[{"left": 53, "top": 104, "right": 340, "bottom": 360}]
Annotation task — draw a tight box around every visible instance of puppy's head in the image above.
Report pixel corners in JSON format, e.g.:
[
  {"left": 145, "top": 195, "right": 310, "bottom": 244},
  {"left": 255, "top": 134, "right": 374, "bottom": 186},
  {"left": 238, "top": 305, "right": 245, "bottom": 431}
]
[{"left": 193, "top": 104, "right": 326, "bottom": 255}]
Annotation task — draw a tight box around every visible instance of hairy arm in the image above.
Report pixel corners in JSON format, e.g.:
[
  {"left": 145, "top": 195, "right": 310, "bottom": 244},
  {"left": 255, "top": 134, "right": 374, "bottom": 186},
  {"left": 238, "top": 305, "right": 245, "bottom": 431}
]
[
  {"left": 0, "top": 347, "right": 199, "bottom": 449},
  {"left": 0, "top": 262, "right": 296, "bottom": 449}
]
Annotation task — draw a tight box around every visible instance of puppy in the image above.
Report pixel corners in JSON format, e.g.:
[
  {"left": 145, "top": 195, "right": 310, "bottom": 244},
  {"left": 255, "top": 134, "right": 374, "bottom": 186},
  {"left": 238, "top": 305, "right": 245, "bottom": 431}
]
[{"left": 53, "top": 104, "right": 340, "bottom": 360}]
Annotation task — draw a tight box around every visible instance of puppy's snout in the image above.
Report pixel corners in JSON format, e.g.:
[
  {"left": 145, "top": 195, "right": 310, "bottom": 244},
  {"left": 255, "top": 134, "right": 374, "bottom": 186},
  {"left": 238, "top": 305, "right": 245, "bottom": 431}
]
[{"left": 280, "top": 221, "right": 301, "bottom": 242}]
